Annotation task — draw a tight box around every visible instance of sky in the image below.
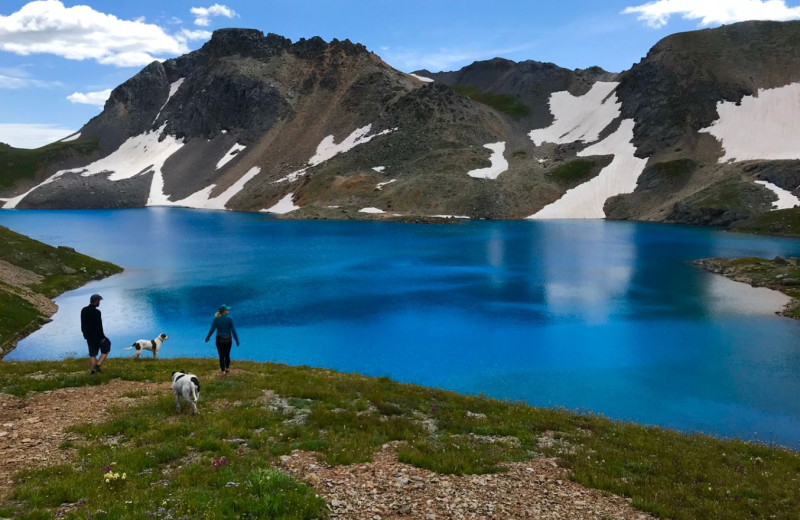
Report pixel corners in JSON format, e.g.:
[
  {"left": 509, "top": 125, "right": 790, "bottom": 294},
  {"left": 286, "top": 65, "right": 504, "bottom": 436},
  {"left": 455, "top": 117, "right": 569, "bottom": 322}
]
[{"left": 2, "top": 0, "right": 800, "bottom": 148}]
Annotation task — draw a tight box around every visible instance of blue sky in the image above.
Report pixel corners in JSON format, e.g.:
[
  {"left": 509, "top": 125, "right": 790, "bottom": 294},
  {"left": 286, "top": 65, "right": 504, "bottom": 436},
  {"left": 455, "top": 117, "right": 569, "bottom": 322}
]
[{"left": 2, "top": 0, "right": 800, "bottom": 148}]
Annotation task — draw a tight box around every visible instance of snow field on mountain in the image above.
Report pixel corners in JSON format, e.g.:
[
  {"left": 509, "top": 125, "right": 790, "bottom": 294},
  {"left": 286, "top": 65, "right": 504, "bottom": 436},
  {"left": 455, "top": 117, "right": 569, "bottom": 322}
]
[
  {"left": 167, "top": 167, "right": 262, "bottom": 210},
  {"left": 528, "top": 119, "right": 647, "bottom": 219},
  {"left": 274, "top": 124, "right": 395, "bottom": 184},
  {"left": 3, "top": 124, "right": 187, "bottom": 209},
  {"left": 376, "top": 179, "right": 396, "bottom": 190},
  {"left": 528, "top": 82, "right": 620, "bottom": 146},
  {"left": 408, "top": 73, "right": 434, "bottom": 83},
  {"left": 216, "top": 143, "right": 246, "bottom": 169},
  {"left": 261, "top": 192, "right": 300, "bottom": 214},
  {"left": 467, "top": 142, "right": 508, "bottom": 179},
  {"left": 755, "top": 180, "right": 800, "bottom": 210},
  {"left": 60, "top": 132, "right": 81, "bottom": 142},
  {"left": 2, "top": 170, "right": 65, "bottom": 208},
  {"left": 700, "top": 83, "right": 800, "bottom": 162},
  {"left": 153, "top": 78, "right": 185, "bottom": 124}
]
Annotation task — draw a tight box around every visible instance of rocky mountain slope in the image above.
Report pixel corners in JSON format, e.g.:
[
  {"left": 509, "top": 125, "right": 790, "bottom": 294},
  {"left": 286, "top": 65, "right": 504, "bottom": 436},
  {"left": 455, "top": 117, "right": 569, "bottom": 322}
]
[{"left": 2, "top": 22, "right": 800, "bottom": 229}]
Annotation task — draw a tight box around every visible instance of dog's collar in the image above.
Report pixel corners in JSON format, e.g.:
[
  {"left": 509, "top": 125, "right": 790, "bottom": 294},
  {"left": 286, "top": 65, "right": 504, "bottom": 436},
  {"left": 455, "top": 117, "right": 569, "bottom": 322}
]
[{"left": 174, "top": 374, "right": 186, "bottom": 381}]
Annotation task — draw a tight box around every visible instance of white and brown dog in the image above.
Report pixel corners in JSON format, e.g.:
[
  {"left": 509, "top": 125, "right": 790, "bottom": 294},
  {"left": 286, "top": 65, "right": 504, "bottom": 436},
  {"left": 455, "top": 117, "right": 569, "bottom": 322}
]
[
  {"left": 171, "top": 371, "right": 200, "bottom": 414},
  {"left": 125, "top": 333, "right": 168, "bottom": 359}
]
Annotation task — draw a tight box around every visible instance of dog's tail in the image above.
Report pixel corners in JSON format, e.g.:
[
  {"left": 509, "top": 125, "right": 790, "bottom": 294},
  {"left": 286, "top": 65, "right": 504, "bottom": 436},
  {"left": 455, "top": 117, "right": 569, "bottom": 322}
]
[
  {"left": 124, "top": 343, "right": 136, "bottom": 350},
  {"left": 190, "top": 376, "right": 200, "bottom": 402}
]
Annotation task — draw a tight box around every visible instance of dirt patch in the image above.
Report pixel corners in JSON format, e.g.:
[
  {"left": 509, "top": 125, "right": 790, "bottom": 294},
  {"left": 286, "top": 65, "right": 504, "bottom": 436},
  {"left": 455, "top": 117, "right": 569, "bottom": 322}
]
[
  {"left": 0, "top": 259, "right": 56, "bottom": 315},
  {"left": 279, "top": 443, "right": 656, "bottom": 520},
  {"left": 0, "top": 379, "right": 164, "bottom": 499}
]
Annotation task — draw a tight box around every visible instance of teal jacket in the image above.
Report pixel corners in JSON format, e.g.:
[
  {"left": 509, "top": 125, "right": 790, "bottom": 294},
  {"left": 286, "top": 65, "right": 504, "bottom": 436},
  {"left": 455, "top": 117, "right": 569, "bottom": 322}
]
[{"left": 206, "top": 315, "right": 239, "bottom": 344}]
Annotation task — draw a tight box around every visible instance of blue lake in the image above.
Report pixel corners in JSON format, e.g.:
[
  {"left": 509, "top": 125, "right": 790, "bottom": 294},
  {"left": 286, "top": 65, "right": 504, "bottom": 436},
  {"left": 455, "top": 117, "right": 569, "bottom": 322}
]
[{"left": 3, "top": 209, "right": 800, "bottom": 448}]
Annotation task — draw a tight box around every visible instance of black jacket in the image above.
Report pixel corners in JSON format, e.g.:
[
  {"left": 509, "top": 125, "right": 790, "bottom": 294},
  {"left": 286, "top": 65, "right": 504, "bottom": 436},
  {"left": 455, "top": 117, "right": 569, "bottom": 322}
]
[{"left": 80, "top": 304, "right": 105, "bottom": 341}]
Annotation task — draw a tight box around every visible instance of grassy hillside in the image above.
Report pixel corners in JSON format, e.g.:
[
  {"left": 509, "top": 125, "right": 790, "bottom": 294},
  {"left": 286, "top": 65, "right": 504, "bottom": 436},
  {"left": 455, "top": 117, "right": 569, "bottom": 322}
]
[
  {"left": 0, "top": 138, "right": 98, "bottom": 190},
  {"left": 1, "top": 359, "right": 800, "bottom": 519},
  {"left": 451, "top": 85, "right": 530, "bottom": 118},
  {"left": 731, "top": 207, "right": 800, "bottom": 236},
  {"left": 0, "top": 226, "right": 122, "bottom": 356}
]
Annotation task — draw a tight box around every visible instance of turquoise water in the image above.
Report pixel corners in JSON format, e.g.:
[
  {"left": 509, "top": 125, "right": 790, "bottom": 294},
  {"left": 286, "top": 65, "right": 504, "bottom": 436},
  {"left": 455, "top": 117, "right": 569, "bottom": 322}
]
[{"left": 3, "top": 209, "right": 800, "bottom": 447}]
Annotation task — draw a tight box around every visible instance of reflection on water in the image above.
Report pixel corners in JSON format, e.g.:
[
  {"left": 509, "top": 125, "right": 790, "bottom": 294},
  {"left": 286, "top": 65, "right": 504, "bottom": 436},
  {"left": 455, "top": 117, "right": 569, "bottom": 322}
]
[{"left": 2, "top": 209, "right": 800, "bottom": 447}]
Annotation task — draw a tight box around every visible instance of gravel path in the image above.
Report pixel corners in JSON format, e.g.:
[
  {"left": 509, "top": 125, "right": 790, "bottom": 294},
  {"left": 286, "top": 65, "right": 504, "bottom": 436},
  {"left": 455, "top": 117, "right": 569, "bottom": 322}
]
[
  {"left": 0, "top": 379, "right": 164, "bottom": 499},
  {"left": 280, "top": 443, "right": 656, "bottom": 520}
]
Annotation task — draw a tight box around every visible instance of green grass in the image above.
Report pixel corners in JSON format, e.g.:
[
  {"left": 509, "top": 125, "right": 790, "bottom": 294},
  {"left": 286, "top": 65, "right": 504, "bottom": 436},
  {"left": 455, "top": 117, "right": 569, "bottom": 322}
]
[
  {"left": 732, "top": 207, "right": 800, "bottom": 236},
  {"left": 451, "top": 85, "right": 530, "bottom": 117},
  {"left": 0, "top": 226, "right": 122, "bottom": 355},
  {"left": 0, "top": 288, "right": 42, "bottom": 353},
  {"left": 0, "top": 139, "right": 98, "bottom": 190},
  {"left": 547, "top": 159, "right": 597, "bottom": 186},
  {"left": 2, "top": 359, "right": 800, "bottom": 519}
]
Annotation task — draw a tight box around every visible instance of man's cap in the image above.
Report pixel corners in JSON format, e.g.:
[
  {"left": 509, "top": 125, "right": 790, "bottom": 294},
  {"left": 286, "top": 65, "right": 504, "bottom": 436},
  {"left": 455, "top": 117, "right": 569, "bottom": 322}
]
[
  {"left": 90, "top": 294, "right": 103, "bottom": 302},
  {"left": 218, "top": 304, "right": 230, "bottom": 313}
]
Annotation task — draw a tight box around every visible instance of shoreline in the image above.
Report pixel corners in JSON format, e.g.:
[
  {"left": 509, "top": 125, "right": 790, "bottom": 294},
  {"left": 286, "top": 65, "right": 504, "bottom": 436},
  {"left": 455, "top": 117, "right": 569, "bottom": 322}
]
[
  {"left": 693, "top": 256, "right": 800, "bottom": 319},
  {"left": 0, "top": 225, "right": 123, "bottom": 358}
]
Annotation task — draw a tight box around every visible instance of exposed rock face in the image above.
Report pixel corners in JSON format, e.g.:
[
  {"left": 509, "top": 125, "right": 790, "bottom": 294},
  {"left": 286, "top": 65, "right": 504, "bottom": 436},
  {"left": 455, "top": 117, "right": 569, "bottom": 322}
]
[
  {"left": 3, "top": 22, "right": 800, "bottom": 231},
  {"left": 419, "top": 58, "right": 617, "bottom": 130},
  {"left": 617, "top": 20, "right": 800, "bottom": 158}
]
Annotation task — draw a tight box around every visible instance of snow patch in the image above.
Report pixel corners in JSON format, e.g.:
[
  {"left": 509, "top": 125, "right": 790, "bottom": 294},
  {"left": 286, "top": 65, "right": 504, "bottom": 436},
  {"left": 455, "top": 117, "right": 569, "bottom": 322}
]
[
  {"left": 467, "top": 142, "right": 508, "bottom": 180},
  {"left": 3, "top": 169, "right": 68, "bottom": 208},
  {"left": 528, "top": 119, "right": 647, "bottom": 219},
  {"left": 60, "top": 132, "right": 81, "bottom": 142},
  {"left": 359, "top": 207, "right": 385, "bottom": 214},
  {"left": 216, "top": 143, "right": 246, "bottom": 170},
  {"left": 529, "top": 82, "right": 620, "bottom": 146},
  {"left": 262, "top": 192, "right": 300, "bottom": 214},
  {"left": 409, "top": 73, "right": 434, "bottom": 83},
  {"left": 376, "top": 179, "right": 396, "bottom": 190},
  {"left": 162, "top": 167, "right": 261, "bottom": 210},
  {"left": 310, "top": 124, "right": 394, "bottom": 166},
  {"left": 700, "top": 83, "right": 800, "bottom": 162},
  {"left": 153, "top": 78, "right": 185, "bottom": 124},
  {"left": 273, "top": 167, "right": 308, "bottom": 184},
  {"left": 755, "top": 180, "right": 800, "bottom": 210},
  {"left": 372, "top": 166, "right": 386, "bottom": 173},
  {"left": 4, "top": 124, "right": 186, "bottom": 209},
  {"left": 274, "top": 124, "right": 395, "bottom": 183}
]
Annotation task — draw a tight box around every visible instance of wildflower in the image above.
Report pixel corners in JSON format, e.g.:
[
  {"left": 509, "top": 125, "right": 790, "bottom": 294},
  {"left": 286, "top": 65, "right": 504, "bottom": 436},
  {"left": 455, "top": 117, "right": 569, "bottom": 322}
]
[{"left": 212, "top": 456, "right": 229, "bottom": 467}]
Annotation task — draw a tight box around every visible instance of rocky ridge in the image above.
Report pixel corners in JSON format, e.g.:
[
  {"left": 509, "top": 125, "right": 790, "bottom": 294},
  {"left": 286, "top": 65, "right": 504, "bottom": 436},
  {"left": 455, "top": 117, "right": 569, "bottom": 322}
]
[{"left": 2, "top": 22, "right": 800, "bottom": 230}]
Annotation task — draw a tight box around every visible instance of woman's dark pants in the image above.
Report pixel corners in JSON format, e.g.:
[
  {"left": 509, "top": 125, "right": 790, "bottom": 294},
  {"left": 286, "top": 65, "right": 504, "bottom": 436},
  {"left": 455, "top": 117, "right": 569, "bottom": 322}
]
[{"left": 215, "top": 336, "right": 232, "bottom": 371}]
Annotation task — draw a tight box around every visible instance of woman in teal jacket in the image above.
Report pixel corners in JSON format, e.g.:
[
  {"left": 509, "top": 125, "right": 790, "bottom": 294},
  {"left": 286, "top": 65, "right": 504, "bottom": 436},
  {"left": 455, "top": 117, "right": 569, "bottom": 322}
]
[{"left": 205, "top": 304, "right": 240, "bottom": 374}]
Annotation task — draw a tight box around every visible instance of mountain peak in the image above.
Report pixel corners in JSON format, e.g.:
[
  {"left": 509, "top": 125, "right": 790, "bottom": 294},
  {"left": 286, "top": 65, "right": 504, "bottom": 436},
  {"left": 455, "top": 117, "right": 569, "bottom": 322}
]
[{"left": 200, "top": 28, "right": 291, "bottom": 58}]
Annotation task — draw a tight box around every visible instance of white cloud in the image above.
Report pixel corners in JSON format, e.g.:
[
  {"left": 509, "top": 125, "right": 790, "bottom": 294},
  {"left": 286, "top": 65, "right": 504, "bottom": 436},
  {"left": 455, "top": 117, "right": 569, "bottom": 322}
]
[
  {"left": 623, "top": 0, "right": 800, "bottom": 29},
  {"left": 0, "top": 123, "right": 76, "bottom": 149},
  {"left": 190, "top": 4, "right": 237, "bottom": 27},
  {"left": 177, "top": 28, "right": 213, "bottom": 42},
  {"left": 67, "top": 89, "right": 113, "bottom": 107},
  {"left": 0, "top": 0, "right": 197, "bottom": 67}
]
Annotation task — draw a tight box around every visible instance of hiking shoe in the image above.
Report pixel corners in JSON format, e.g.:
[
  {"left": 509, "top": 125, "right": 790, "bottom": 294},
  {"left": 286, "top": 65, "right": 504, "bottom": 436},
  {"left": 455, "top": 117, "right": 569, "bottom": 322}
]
[{"left": 94, "top": 365, "right": 102, "bottom": 374}]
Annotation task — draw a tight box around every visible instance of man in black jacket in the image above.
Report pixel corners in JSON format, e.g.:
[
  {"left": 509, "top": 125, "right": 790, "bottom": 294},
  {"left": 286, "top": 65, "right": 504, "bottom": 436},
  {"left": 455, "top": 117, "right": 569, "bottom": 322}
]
[{"left": 81, "top": 294, "right": 110, "bottom": 374}]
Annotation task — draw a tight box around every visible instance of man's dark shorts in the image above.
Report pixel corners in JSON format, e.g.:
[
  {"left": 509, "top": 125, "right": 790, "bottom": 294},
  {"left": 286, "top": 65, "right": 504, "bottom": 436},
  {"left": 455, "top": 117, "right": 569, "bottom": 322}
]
[{"left": 87, "top": 338, "right": 110, "bottom": 357}]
